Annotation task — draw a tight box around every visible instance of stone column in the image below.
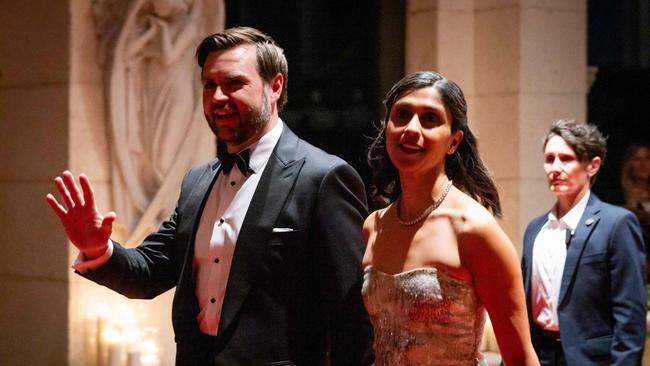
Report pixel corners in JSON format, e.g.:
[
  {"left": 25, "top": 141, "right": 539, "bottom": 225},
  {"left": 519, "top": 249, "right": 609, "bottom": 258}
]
[
  {"left": 405, "top": 0, "right": 587, "bottom": 246},
  {"left": 406, "top": 0, "right": 475, "bottom": 98},
  {"left": 66, "top": 1, "right": 197, "bottom": 365},
  {"left": 1, "top": 1, "right": 215, "bottom": 364},
  {"left": 0, "top": 2, "right": 71, "bottom": 365}
]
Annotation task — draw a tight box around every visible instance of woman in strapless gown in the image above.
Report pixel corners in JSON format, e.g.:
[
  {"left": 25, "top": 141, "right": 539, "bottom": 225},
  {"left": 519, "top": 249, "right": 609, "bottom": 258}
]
[{"left": 363, "top": 71, "right": 539, "bottom": 366}]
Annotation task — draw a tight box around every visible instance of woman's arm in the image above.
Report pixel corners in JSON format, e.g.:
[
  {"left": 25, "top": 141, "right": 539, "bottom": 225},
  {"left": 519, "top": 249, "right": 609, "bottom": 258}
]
[{"left": 459, "top": 208, "right": 539, "bottom": 366}]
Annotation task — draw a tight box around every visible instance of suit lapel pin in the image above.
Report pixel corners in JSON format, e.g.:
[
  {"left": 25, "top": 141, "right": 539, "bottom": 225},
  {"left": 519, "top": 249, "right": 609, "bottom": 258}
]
[{"left": 585, "top": 217, "right": 594, "bottom": 226}]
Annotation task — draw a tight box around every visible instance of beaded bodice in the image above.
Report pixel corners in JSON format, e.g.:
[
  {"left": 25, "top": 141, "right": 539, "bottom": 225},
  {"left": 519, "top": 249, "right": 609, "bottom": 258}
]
[{"left": 362, "top": 266, "right": 487, "bottom": 366}]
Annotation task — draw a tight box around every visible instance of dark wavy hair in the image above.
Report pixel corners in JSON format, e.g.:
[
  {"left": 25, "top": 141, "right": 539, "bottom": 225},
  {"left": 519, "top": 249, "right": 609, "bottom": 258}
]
[
  {"left": 367, "top": 71, "right": 502, "bottom": 217},
  {"left": 196, "top": 27, "right": 289, "bottom": 111}
]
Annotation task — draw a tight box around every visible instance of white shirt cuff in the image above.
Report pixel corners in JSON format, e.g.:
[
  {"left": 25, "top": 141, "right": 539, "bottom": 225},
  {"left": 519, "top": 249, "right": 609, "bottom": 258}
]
[{"left": 72, "top": 240, "right": 114, "bottom": 273}]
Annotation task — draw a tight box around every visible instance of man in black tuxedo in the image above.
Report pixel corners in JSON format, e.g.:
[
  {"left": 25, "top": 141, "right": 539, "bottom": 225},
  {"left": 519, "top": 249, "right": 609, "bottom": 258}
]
[{"left": 46, "top": 27, "right": 374, "bottom": 366}]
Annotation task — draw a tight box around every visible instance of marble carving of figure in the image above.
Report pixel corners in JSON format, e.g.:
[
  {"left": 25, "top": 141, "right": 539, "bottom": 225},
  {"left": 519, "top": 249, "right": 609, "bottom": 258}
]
[{"left": 105, "top": 0, "right": 224, "bottom": 244}]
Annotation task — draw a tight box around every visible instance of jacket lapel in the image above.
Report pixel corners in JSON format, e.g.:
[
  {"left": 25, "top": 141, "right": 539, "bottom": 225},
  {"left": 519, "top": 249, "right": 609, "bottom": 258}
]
[
  {"left": 173, "top": 162, "right": 220, "bottom": 336},
  {"left": 523, "top": 217, "right": 546, "bottom": 311},
  {"left": 558, "top": 194, "right": 602, "bottom": 307},
  {"left": 177, "top": 161, "right": 221, "bottom": 238},
  {"left": 217, "top": 125, "right": 305, "bottom": 336}
]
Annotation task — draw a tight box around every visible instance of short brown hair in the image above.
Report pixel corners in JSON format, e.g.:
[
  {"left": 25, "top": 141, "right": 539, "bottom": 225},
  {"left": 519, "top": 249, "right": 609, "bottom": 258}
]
[
  {"left": 543, "top": 119, "right": 607, "bottom": 183},
  {"left": 196, "top": 27, "right": 289, "bottom": 111}
]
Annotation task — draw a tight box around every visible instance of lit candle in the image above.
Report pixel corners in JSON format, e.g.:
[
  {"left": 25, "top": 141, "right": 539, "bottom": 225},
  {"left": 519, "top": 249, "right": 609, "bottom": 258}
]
[
  {"left": 107, "top": 343, "right": 123, "bottom": 366},
  {"left": 139, "top": 339, "right": 161, "bottom": 366},
  {"left": 96, "top": 304, "right": 110, "bottom": 366},
  {"left": 105, "top": 329, "right": 123, "bottom": 366},
  {"left": 127, "top": 351, "right": 142, "bottom": 366},
  {"left": 141, "top": 355, "right": 161, "bottom": 366},
  {"left": 123, "top": 325, "right": 142, "bottom": 366},
  {"left": 83, "top": 318, "right": 97, "bottom": 366}
]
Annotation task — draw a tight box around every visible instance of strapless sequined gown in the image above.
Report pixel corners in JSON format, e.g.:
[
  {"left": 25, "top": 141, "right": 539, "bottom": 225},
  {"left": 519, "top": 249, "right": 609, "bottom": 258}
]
[{"left": 362, "top": 266, "right": 487, "bottom": 366}]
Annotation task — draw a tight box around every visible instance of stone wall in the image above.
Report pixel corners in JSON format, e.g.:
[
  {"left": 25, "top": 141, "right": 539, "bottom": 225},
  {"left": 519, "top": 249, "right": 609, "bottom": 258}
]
[
  {"left": 405, "top": 0, "right": 587, "bottom": 246},
  {"left": 0, "top": 1, "right": 71, "bottom": 364}
]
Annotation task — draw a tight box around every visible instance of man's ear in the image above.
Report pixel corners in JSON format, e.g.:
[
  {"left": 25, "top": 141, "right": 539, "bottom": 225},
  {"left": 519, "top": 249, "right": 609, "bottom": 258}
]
[
  {"left": 269, "top": 73, "right": 283, "bottom": 104},
  {"left": 586, "top": 156, "right": 602, "bottom": 178},
  {"left": 447, "top": 130, "right": 464, "bottom": 155}
]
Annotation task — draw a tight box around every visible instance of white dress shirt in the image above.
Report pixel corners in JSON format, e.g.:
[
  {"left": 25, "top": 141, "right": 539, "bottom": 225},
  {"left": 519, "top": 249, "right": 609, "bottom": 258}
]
[
  {"left": 193, "top": 121, "right": 282, "bottom": 335},
  {"left": 74, "top": 121, "right": 284, "bottom": 336},
  {"left": 531, "top": 190, "right": 590, "bottom": 331}
]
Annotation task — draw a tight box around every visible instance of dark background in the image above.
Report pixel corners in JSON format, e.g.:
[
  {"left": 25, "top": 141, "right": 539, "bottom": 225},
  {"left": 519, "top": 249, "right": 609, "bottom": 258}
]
[
  {"left": 226, "top": 1, "right": 404, "bottom": 206},
  {"left": 226, "top": 0, "right": 649, "bottom": 205},
  {"left": 588, "top": 0, "right": 650, "bottom": 204}
]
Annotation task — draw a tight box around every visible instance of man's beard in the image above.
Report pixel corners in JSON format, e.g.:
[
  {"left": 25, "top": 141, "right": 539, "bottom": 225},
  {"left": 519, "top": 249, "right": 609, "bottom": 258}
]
[
  {"left": 244, "top": 89, "right": 271, "bottom": 139},
  {"left": 209, "top": 88, "right": 271, "bottom": 147}
]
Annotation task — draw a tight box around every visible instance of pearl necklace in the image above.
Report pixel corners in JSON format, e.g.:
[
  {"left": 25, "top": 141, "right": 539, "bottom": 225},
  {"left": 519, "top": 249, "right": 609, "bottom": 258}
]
[{"left": 396, "top": 180, "right": 453, "bottom": 226}]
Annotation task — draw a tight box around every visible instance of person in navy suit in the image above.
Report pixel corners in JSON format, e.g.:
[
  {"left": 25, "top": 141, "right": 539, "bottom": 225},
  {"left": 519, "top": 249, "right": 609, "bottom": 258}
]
[
  {"left": 521, "top": 119, "right": 646, "bottom": 365},
  {"left": 46, "top": 27, "right": 374, "bottom": 365}
]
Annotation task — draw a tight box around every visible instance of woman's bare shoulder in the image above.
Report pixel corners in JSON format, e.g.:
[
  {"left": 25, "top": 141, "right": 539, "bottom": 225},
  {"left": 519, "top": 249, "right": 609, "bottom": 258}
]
[
  {"left": 363, "top": 205, "right": 392, "bottom": 241},
  {"left": 440, "top": 191, "right": 497, "bottom": 232},
  {"left": 461, "top": 200, "right": 500, "bottom": 234},
  {"left": 364, "top": 206, "right": 385, "bottom": 227},
  {"left": 442, "top": 191, "right": 510, "bottom": 250},
  {"left": 362, "top": 205, "right": 393, "bottom": 265}
]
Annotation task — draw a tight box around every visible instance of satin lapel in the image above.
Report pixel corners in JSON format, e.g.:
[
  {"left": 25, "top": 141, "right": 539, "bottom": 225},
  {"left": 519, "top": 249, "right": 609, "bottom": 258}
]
[
  {"left": 218, "top": 127, "right": 305, "bottom": 336},
  {"left": 177, "top": 161, "right": 220, "bottom": 238},
  {"left": 558, "top": 196, "right": 602, "bottom": 307}
]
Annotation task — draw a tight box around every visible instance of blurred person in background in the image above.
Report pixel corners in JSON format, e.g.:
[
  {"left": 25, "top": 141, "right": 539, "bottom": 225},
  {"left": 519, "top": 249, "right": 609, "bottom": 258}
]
[{"left": 620, "top": 143, "right": 650, "bottom": 279}]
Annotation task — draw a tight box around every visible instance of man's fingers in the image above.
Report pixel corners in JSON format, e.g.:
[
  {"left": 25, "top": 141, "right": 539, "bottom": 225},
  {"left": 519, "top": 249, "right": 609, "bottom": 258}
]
[
  {"left": 62, "top": 171, "right": 85, "bottom": 206},
  {"left": 45, "top": 193, "right": 67, "bottom": 219},
  {"left": 54, "top": 176, "right": 75, "bottom": 210},
  {"left": 79, "top": 174, "right": 96, "bottom": 210},
  {"left": 101, "top": 212, "right": 117, "bottom": 232}
]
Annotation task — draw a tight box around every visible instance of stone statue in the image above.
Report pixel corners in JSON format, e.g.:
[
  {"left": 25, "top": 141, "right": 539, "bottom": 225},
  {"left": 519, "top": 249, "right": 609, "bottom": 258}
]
[{"left": 93, "top": 0, "right": 223, "bottom": 245}]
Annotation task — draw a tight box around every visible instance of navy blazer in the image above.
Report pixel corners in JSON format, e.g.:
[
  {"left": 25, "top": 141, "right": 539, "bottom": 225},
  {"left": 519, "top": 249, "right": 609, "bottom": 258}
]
[
  {"left": 83, "top": 125, "right": 374, "bottom": 366},
  {"left": 522, "top": 193, "right": 646, "bottom": 365}
]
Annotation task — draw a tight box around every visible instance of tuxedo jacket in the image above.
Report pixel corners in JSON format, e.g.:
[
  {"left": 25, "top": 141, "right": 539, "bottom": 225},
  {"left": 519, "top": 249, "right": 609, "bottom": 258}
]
[
  {"left": 84, "top": 125, "right": 375, "bottom": 366},
  {"left": 522, "top": 193, "right": 646, "bottom": 365}
]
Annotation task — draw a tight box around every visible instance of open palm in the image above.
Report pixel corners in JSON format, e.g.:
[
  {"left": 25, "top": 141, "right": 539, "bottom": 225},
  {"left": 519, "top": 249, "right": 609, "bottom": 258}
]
[{"left": 46, "top": 171, "right": 116, "bottom": 258}]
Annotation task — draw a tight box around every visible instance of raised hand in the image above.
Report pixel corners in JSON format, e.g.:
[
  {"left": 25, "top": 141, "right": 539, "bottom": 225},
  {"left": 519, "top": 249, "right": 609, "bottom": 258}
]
[{"left": 46, "top": 171, "right": 116, "bottom": 259}]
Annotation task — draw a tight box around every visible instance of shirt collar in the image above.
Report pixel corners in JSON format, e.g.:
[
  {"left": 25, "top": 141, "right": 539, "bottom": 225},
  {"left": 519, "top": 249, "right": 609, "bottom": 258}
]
[
  {"left": 242, "top": 119, "right": 283, "bottom": 174},
  {"left": 546, "top": 190, "right": 591, "bottom": 230}
]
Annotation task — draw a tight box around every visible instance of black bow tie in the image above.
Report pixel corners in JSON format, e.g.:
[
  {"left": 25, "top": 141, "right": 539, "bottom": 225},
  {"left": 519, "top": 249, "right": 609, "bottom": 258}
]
[{"left": 217, "top": 144, "right": 254, "bottom": 176}]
